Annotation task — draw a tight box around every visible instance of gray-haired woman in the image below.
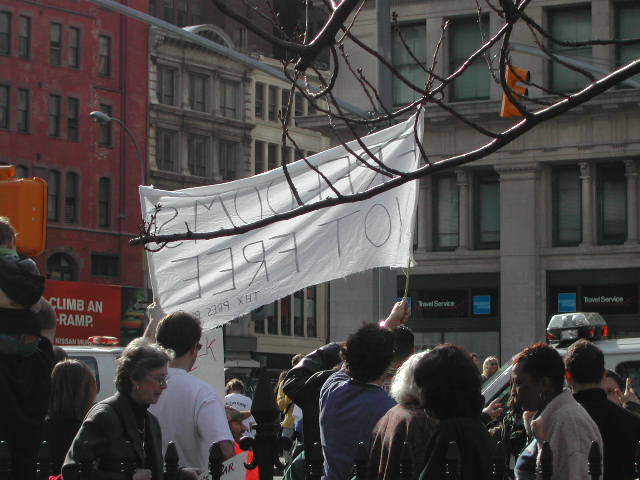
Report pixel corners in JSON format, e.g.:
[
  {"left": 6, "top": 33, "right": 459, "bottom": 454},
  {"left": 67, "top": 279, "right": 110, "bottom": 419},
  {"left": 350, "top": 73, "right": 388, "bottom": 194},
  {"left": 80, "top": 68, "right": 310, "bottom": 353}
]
[
  {"left": 367, "top": 351, "right": 437, "bottom": 480},
  {"left": 62, "top": 338, "right": 198, "bottom": 480}
]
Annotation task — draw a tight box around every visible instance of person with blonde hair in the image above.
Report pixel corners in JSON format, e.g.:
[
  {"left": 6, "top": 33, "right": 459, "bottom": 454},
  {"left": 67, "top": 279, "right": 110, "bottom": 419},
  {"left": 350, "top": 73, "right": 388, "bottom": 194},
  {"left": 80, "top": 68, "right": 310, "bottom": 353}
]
[
  {"left": 481, "top": 356, "right": 499, "bottom": 381},
  {"left": 43, "top": 359, "right": 97, "bottom": 475},
  {"left": 367, "top": 351, "right": 437, "bottom": 480}
]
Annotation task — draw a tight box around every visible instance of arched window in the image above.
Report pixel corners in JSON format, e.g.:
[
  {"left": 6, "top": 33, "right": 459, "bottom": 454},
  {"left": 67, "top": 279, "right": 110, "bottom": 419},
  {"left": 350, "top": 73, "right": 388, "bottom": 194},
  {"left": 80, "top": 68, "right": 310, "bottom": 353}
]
[{"left": 47, "top": 253, "right": 77, "bottom": 281}]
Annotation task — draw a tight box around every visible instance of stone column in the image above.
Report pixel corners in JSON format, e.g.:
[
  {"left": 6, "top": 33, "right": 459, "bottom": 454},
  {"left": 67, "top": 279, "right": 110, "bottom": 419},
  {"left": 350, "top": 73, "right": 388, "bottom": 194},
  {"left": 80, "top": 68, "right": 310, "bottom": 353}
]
[
  {"left": 494, "top": 163, "right": 542, "bottom": 360},
  {"left": 456, "top": 169, "right": 469, "bottom": 250},
  {"left": 579, "top": 162, "right": 594, "bottom": 246},
  {"left": 625, "top": 159, "right": 639, "bottom": 244}
]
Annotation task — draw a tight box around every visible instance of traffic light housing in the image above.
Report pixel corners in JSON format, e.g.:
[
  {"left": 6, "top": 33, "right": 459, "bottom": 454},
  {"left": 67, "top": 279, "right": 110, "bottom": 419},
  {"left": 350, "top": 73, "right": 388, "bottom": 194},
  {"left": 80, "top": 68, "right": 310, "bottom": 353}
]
[
  {"left": 0, "top": 165, "right": 48, "bottom": 256},
  {"left": 500, "top": 65, "right": 530, "bottom": 118}
]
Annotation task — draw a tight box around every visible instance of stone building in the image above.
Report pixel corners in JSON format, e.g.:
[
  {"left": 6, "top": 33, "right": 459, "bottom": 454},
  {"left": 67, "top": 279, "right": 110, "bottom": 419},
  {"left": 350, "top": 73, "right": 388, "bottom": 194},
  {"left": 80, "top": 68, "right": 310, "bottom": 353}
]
[{"left": 328, "top": 0, "right": 640, "bottom": 361}]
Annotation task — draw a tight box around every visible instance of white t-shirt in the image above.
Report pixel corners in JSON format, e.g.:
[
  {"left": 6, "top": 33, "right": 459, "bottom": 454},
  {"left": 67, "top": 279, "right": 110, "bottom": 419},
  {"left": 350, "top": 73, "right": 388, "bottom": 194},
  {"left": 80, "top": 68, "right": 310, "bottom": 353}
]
[
  {"left": 150, "top": 367, "right": 233, "bottom": 470},
  {"left": 224, "top": 392, "right": 255, "bottom": 436}
]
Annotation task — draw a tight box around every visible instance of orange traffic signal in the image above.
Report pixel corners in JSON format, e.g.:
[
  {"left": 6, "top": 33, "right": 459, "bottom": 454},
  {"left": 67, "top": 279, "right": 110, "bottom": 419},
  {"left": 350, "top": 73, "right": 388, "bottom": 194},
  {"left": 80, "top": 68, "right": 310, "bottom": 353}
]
[
  {"left": 500, "top": 65, "right": 530, "bottom": 118},
  {"left": 0, "top": 165, "right": 48, "bottom": 256}
]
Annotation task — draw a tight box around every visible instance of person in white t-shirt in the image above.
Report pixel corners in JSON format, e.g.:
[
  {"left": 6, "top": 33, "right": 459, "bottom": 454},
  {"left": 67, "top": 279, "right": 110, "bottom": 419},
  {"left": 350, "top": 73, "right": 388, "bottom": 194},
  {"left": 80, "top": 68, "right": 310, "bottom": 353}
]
[
  {"left": 149, "top": 312, "right": 235, "bottom": 471},
  {"left": 225, "top": 378, "right": 255, "bottom": 436}
]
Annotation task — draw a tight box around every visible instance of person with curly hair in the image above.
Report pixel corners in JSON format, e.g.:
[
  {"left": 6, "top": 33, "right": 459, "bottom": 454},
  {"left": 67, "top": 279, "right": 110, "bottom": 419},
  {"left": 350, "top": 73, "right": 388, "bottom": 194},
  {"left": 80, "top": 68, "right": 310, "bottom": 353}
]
[
  {"left": 415, "top": 344, "right": 494, "bottom": 480},
  {"left": 512, "top": 343, "right": 601, "bottom": 480}
]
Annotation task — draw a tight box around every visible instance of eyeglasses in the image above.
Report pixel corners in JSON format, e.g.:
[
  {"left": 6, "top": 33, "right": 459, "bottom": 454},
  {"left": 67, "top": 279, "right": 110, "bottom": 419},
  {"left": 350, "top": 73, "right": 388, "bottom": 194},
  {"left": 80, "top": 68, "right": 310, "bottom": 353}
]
[{"left": 148, "top": 374, "right": 169, "bottom": 387}]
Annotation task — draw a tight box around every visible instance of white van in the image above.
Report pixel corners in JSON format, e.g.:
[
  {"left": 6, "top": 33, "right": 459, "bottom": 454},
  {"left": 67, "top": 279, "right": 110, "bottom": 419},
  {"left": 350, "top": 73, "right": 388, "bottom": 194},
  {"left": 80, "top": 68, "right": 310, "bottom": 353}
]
[
  {"left": 63, "top": 346, "right": 122, "bottom": 402},
  {"left": 482, "top": 312, "right": 640, "bottom": 406}
]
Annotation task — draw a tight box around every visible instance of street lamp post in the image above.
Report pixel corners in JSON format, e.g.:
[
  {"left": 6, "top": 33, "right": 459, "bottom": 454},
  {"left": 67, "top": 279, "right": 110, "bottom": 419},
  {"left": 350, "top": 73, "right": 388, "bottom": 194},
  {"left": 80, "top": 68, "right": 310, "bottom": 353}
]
[{"left": 89, "top": 111, "right": 146, "bottom": 186}]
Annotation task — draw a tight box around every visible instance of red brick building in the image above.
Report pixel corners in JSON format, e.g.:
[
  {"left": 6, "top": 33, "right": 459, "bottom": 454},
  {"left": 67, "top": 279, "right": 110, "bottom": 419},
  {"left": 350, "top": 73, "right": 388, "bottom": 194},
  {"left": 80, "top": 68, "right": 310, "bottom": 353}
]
[{"left": 0, "top": 0, "right": 148, "bottom": 288}]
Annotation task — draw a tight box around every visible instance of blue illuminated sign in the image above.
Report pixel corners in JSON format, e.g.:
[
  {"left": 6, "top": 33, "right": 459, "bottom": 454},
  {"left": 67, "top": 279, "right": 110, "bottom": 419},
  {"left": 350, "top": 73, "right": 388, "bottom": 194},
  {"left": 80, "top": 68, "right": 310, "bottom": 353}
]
[{"left": 473, "top": 295, "right": 491, "bottom": 315}]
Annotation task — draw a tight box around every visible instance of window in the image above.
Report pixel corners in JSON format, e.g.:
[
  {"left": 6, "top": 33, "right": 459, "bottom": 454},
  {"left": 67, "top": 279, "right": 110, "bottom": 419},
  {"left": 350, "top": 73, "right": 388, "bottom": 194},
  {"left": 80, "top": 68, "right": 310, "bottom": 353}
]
[
  {"left": 189, "top": 73, "right": 207, "bottom": 112},
  {"left": 49, "top": 94, "right": 61, "bottom": 137},
  {"left": 18, "top": 16, "right": 30, "bottom": 58},
  {"left": 294, "top": 93, "right": 305, "bottom": 117},
  {"left": 392, "top": 22, "right": 427, "bottom": 105},
  {"left": 50, "top": 23, "right": 62, "bottom": 66},
  {"left": 48, "top": 253, "right": 77, "bottom": 280},
  {"left": 48, "top": 170, "right": 60, "bottom": 221},
  {"left": 268, "top": 86, "right": 277, "bottom": 121},
  {"left": 280, "top": 295, "right": 291, "bottom": 335},
  {"left": 281, "top": 89, "right": 290, "bottom": 114},
  {"left": 98, "top": 35, "right": 111, "bottom": 76},
  {"left": 149, "top": 0, "right": 157, "bottom": 17},
  {"left": 188, "top": 134, "right": 208, "bottom": 176},
  {"left": 251, "top": 301, "right": 277, "bottom": 335},
  {"left": 64, "top": 172, "right": 78, "bottom": 223},
  {"left": 267, "top": 143, "right": 278, "bottom": 170},
  {"left": 157, "top": 128, "right": 178, "bottom": 171},
  {"left": 92, "top": 253, "right": 119, "bottom": 277},
  {"left": 67, "top": 97, "right": 79, "bottom": 141},
  {"left": 255, "top": 82, "right": 265, "bottom": 119},
  {"left": 616, "top": 3, "right": 640, "bottom": 86},
  {"left": 162, "top": 0, "right": 174, "bottom": 23},
  {"left": 176, "top": 0, "right": 187, "bottom": 25},
  {"left": 283, "top": 146, "right": 293, "bottom": 165},
  {"left": 220, "top": 80, "right": 238, "bottom": 118},
  {"left": 449, "top": 16, "right": 490, "bottom": 101},
  {"left": 293, "top": 290, "right": 304, "bottom": 336},
  {"left": 69, "top": 27, "right": 80, "bottom": 68},
  {"left": 191, "top": 0, "right": 201, "bottom": 25},
  {"left": 0, "top": 85, "right": 8, "bottom": 129},
  {"left": 98, "top": 104, "right": 112, "bottom": 146},
  {"left": 17, "top": 88, "right": 29, "bottom": 133},
  {"left": 552, "top": 166, "right": 581, "bottom": 246},
  {"left": 549, "top": 7, "right": 592, "bottom": 92},
  {"left": 433, "top": 175, "right": 459, "bottom": 250},
  {"left": 157, "top": 66, "right": 176, "bottom": 105},
  {"left": 219, "top": 140, "right": 238, "bottom": 181},
  {"left": 0, "top": 12, "right": 10, "bottom": 55},
  {"left": 306, "top": 286, "right": 317, "bottom": 337},
  {"left": 597, "top": 163, "right": 627, "bottom": 244},
  {"left": 475, "top": 172, "right": 500, "bottom": 249},
  {"left": 254, "top": 140, "right": 265, "bottom": 174},
  {"left": 98, "top": 177, "right": 111, "bottom": 227}
]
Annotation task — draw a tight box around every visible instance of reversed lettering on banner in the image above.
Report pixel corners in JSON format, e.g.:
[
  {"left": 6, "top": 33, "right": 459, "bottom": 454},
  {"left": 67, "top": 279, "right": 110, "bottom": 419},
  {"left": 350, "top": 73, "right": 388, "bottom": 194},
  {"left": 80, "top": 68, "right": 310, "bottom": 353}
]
[{"left": 141, "top": 114, "right": 423, "bottom": 329}]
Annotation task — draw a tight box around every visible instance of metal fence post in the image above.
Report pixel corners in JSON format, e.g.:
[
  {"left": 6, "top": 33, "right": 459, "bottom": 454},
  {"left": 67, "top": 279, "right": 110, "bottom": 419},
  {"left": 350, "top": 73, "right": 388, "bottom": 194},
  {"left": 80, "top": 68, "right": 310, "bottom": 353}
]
[
  {"left": 443, "top": 441, "right": 461, "bottom": 480},
  {"left": 307, "top": 441, "right": 323, "bottom": 480},
  {"left": 588, "top": 441, "right": 602, "bottom": 480},
  {"left": 164, "top": 441, "right": 179, "bottom": 480},
  {"left": 237, "top": 370, "right": 291, "bottom": 480},
  {"left": 209, "top": 443, "right": 223, "bottom": 480},
  {"left": 489, "top": 441, "right": 506, "bottom": 480},
  {"left": 0, "top": 441, "right": 11, "bottom": 480},
  {"left": 352, "top": 441, "right": 368, "bottom": 480},
  {"left": 537, "top": 441, "right": 553, "bottom": 480},
  {"left": 36, "top": 441, "right": 52, "bottom": 480},
  {"left": 399, "top": 441, "right": 413, "bottom": 480}
]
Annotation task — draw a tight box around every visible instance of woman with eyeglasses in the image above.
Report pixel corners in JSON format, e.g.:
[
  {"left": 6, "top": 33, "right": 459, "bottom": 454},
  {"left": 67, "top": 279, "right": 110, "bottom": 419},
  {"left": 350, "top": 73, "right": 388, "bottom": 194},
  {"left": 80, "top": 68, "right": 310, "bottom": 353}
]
[{"left": 62, "top": 337, "right": 197, "bottom": 480}]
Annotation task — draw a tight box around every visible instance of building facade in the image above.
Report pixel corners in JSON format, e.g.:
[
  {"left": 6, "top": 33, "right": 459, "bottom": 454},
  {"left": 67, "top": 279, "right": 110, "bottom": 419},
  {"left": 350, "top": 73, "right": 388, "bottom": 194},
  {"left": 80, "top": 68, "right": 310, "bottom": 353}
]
[
  {"left": 328, "top": 0, "right": 640, "bottom": 361},
  {"left": 148, "top": 23, "right": 331, "bottom": 376},
  {"left": 0, "top": 0, "right": 148, "bottom": 288}
]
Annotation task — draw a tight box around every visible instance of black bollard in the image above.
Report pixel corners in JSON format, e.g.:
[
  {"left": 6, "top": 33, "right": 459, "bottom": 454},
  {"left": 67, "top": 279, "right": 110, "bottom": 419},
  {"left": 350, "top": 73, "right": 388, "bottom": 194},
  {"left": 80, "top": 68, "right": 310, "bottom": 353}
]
[
  {"left": 537, "top": 441, "right": 553, "bottom": 480},
  {"left": 122, "top": 440, "right": 137, "bottom": 480},
  {"left": 588, "top": 441, "right": 602, "bottom": 480},
  {"left": 76, "top": 440, "right": 94, "bottom": 480},
  {"left": 444, "top": 441, "right": 461, "bottom": 480},
  {"left": 352, "top": 441, "right": 368, "bottom": 480},
  {"left": 209, "top": 443, "right": 224, "bottom": 480},
  {"left": 36, "top": 441, "right": 52, "bottom": 480},
  {"left": 306, "top": 441, "right": 324, "bottom": 480},
  {"left": 237, "top": 369, "right": 291, "bottom": 480},
  {"left": 399, "top": 441, "right": 412, "bottom": 480},
  {"left": 164, "top": 442, "right": 179, "bottom": 480},
  {"left": 0, "top": 441, "right": 11, "bottom": 480},
  {"left": 489, "top": 441, "right": 506, "bottom": 480}
]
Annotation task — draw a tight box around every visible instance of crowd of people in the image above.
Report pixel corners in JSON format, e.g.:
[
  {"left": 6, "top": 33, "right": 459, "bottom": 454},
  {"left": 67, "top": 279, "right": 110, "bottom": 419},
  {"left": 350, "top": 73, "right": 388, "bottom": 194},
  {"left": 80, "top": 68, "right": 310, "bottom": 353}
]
[{"left": 2, "top": 210, "right": 640, "bottom": 480}]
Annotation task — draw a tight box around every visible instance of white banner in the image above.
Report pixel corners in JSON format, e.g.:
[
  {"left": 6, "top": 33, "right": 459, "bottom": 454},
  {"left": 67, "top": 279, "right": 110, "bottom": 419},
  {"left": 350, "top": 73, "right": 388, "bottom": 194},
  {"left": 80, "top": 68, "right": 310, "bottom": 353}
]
[{"left": 140, "top": 113, "right": 422, "bottom": 329}]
